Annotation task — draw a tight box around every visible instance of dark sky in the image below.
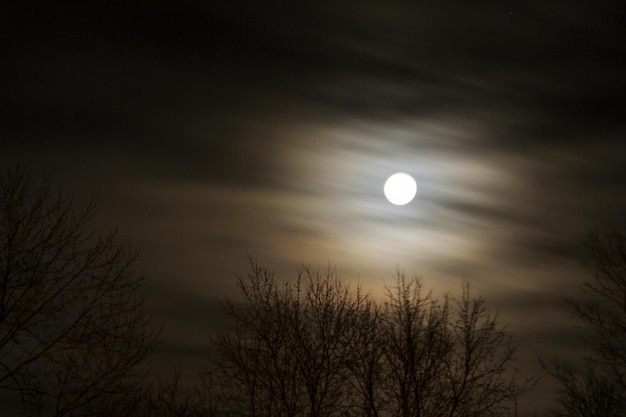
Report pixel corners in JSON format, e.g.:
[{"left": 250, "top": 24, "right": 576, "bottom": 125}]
[{"left": 3, "top": 1, "right": 626, "bottom": 412}]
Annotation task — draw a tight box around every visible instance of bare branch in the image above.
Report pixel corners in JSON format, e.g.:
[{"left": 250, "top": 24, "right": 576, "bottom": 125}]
[{"left": 0, "top": 168, "right": 161, "bottom": 416}]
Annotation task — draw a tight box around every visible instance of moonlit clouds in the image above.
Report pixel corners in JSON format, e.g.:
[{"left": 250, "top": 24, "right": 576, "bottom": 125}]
[{"left": 2, "top": 0, "right": 625, "bottom": 410}]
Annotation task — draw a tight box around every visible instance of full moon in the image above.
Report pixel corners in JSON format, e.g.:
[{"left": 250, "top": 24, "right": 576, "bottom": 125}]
[{"left": 384, "top": 172, "right": 417, "bottom": 205}]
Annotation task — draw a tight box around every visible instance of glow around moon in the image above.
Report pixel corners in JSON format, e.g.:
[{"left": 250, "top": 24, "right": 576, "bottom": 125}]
[{"left": 384, "top": 172, "right": 417, "bottom": 205}]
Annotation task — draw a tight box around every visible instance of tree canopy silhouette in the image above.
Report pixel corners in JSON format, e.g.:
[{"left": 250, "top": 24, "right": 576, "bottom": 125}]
[
  {"left": 0, "top": 169, "right": 160, "bottom": 416},
  {"left": 542, "top": 228, "right": 626, "bottom": 417},
  {"left": 205, "top": 259, "right": 534, "bottom": 417}
]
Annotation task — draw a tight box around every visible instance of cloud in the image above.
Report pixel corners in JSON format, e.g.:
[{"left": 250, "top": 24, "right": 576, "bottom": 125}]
[{"left": 3, "top": 2, "right": 625, "bottom": 411}]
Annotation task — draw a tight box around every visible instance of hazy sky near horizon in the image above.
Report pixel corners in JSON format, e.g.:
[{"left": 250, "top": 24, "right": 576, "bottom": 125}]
[{"left": 3, "top": 1, "right": 626, "bottom": 411}]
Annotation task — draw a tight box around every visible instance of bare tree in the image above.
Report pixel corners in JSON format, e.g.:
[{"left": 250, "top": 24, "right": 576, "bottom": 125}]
[
  {"left": 380, "top": 275, "right": 531, "bottom": 417},
  {"left": 205, "top": 259, "right": 374, "bottom": 417},
  {"left": 206, "top": 261, "right": 534, "bottom": 417},
  {"left": 343, "top": 294, "right": 384, "bottom": 417},
  {"left": 542, "top": 358, "right": 621, "bottom": 417},
  {"left": 380, "top": 273, "right": 452, "bottom": 417},
  {"left": 444, "top": 283, "right": 531, "bottom": 417},
  {"left": 542, "top": 228, "right": 626, "bottom": 416},
  {"left": 134, "top": 364, "right": 214, "bottom": 417},
  {"left": 0, "top": 169, "right": 160, "bottom": 416},
  {"left": 207, "top": 260, "right": 301, "bottom": 417}
]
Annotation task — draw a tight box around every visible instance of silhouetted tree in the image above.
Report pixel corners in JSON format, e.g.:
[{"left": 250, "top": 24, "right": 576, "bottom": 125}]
[
  {"left": 206, "top": 260, "right": 534, "bottom": 417},
  {"left": 380, "top": 275, "right": 532, "bottom": 417},
  {"left": 343, "top": 290, "right": 385, "bottom": 417},
  {"left": 380, "top": 274, "right": 451, "bottom": 417},
  {"left": 542, "top": 229, "right": 626, "bottom": 417},
  {"left": 135, "top": 364, "right": 214, "bottom": 417},
  {"left": 445, "top": 284, "right": 531, "bottom": 417},
  {"left": 0, "top": 169, "right": 160, "bottom": 416},
  {"left": 205, "top": 260, "right": 373, "bottom": 417}
]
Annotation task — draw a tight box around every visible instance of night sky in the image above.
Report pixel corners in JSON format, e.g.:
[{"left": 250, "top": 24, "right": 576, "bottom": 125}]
[{"left": 3, "top": 1, "right": 626, "bottom": 412}]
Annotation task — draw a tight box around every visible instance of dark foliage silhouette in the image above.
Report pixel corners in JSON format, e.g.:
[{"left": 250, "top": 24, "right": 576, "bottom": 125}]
[
  {"left": 0, "top": 169, "right": 160, "bottom": 416},
  {"left": 205, "top": 259, "right": 534, "bottom": 417},
  {"left": 133, "top": 365, "right": 215, "bottom": 417},
  {"left": 382, "top": 275, "right": 533, "bottom": 417},
  {"left": 542, "top": 229, "right": 626, "bottom": 417},
  {"left": 204, "top": 261, "right": 373, "bottom": 417}
]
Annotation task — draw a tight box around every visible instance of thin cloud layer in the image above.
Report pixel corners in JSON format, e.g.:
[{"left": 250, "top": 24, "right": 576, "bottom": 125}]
[{"left": 2, "top": 1, "right": 625, "bottom": 411}]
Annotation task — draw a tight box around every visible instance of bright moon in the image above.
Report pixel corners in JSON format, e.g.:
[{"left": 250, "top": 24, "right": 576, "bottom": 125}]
[{"left": 384, "top": 172, "right": 417, "bottom": 205}]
